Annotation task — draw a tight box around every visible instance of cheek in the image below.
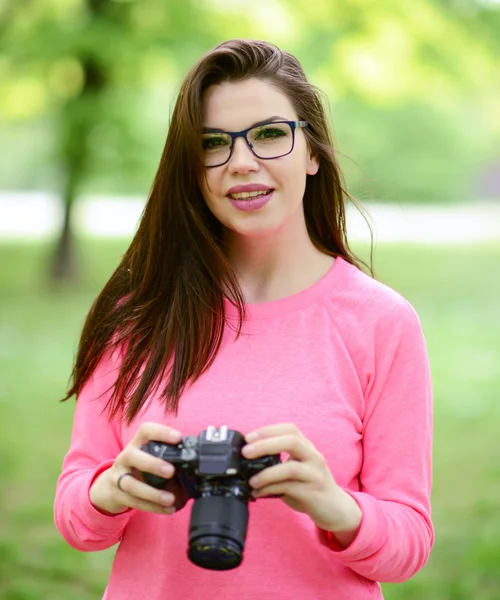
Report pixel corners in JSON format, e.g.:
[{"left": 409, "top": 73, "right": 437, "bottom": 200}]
[
  {"left": 281, "top": 155, "right": 309, "bottom": 189},
  {"left": 280, "top": 143, "right": 310, "bottom": 180}
]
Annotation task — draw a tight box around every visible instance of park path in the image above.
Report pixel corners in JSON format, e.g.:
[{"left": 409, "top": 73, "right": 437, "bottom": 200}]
[{"left": 1, "top": 191, "right": 499, "bottom": 244}]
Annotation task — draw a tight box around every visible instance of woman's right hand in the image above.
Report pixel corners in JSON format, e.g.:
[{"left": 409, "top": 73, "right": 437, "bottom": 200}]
[{"left": 89, "top": 422, "right": 182, "bottom": 516}]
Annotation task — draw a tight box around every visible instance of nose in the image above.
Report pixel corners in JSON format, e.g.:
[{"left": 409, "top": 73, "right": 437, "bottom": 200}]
[{"left": 227, "top": 136, "right": 259, "bottom": 174}]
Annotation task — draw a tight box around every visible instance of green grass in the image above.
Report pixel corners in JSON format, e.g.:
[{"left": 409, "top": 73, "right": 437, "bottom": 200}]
[{"left": 1, "top": 238, "right": 499, "bottom": 599}]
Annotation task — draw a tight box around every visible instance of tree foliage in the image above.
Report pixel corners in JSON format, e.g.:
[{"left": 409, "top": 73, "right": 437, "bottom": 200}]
[
  {"left": 0, "top": 0, "right": 499, "bottom": 278},
  {"left": 0, "top": 0, "right": 221, "bottom": 280}
]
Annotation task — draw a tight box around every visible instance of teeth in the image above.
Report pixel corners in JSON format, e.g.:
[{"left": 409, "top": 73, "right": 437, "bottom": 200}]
[{"left": 229, "top": 190, "right": 271, "bottom": 200}]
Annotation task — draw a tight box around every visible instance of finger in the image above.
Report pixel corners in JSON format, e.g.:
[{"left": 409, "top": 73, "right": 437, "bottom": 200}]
[
  {"left": 252, "top": 481, "right": 304, "bottom": 499},
  {"left": 115, "top": 472, "right": 177, "bottom": 513},
  {"left": 246, "top": 423, "right": 302, "bottom": 442},
  {"left": 122, "top": 496, "right": 176, "bottom": 515},
  {"left": 130, "top": 422, "right": 182, "bottom": 447},
  {"left": 249, "top": 461, "right": 314, "bottom": 490},
  {"left": 118, "top": 445, "right": 176, "bottom": 480},
  {"left": 243, "top": 434, "right": 314, "bottom": 462}
]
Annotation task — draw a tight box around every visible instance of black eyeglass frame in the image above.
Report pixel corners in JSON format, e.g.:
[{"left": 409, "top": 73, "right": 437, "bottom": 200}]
[{"left": 202, "top": 120, "right": 309, "bottom": 168}]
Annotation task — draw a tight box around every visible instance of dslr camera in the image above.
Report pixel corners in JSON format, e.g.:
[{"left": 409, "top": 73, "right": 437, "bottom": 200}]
[{"left": 141, "top": 425, "right": 280, "bottom": 570}]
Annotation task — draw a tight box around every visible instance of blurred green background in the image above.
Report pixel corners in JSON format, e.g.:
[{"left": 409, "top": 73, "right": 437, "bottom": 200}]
[{"left": 1, "top": 0, "right": 499, "bottom": 599}]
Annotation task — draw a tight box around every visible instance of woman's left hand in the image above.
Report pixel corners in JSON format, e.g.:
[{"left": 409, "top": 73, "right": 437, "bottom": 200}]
[{"left": 242, "top": 423, "right": 361, "bottom": 535}]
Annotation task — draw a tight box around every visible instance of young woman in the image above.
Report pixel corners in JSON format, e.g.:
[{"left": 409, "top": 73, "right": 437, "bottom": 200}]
[{"left": 55, "top": 39, "right": 434, "bottom": 599}]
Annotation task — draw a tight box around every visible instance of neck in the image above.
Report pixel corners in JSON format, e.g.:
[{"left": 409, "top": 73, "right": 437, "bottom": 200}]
[{"left": 224, "top": 211, "right": 334, "bottom": 303}]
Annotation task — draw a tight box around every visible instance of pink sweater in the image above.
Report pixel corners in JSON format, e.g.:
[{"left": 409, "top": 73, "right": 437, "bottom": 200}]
[{"left": 54, "top": 257, "right": 434, "bottom": 600}]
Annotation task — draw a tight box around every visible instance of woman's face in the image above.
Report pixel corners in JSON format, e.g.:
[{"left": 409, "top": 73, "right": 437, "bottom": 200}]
[{"left": 200, "top": 78, "right": 319, "bottom": 240}]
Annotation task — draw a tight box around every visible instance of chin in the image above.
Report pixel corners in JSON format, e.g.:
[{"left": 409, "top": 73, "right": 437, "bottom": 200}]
[{"left": 226, "top": 219, "right": 283, "bottom": 239}]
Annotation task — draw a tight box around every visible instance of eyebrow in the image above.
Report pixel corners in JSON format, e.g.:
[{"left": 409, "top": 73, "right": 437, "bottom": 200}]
[{"left": 201, "top": 115, "right": 289, "bottom": 133}]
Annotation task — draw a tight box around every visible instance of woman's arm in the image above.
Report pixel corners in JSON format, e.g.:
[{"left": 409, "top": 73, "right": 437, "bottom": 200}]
[
  {"left": 54, "top": 351, "right": 134, "bottom": 551},
  {"left": 320, "top": 301, "right": 434, "bottom": 582}
]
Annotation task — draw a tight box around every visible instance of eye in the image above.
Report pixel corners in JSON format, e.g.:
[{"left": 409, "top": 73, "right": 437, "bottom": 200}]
[
  {"left": 253, "top": 125, "right": 288, "bottom": 140},
  {"left": 202, "top": 135, "right": 230, "bottom": 150}
]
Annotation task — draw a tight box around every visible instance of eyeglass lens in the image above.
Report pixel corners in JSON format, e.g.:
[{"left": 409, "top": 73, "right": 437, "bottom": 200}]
[{"left": 202, "top": 122, "right": 294, "bottom": 167}]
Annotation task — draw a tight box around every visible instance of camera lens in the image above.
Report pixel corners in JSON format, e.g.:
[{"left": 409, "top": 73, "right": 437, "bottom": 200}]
[
  {"left": 188, "top": 495, "right": 249, "bottom": 570},
  {"left": 188, "top": 536, "right": 242, "bottom": 570}
]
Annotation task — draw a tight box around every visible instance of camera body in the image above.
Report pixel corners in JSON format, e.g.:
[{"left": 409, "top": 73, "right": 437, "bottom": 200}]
[{"left": 141, "top": 426, "right": 280, "bottom": 570}]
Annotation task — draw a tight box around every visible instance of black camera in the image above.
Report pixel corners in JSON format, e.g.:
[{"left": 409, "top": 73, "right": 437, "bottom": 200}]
[{"left": 141, "top": 425, "right": 280, "bottom": 570}]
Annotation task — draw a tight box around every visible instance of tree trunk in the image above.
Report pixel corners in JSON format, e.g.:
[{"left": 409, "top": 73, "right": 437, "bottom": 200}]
[
  {"left": 50, "top": 176, "right": 79, "bottom": 284},
  {"left": 50, "top": 0, "right": 111, "bottom": 284}
]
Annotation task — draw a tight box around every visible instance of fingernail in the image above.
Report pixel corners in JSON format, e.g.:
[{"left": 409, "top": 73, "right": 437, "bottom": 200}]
[
  {"left": 160, "top": 493, "right": 173, "bottom": 505},
  {"left": 243, "top": 444, "right": 255, "bottom": 457},
  {"left": 160, "top": 465, "right": 173, "bottom": 476},
  {"left": 246, "top": 432, "right": 258, "bottom": 442}
]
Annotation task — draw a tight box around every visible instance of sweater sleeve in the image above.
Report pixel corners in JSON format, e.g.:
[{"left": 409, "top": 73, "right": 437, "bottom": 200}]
[
  {"left": 320, "top": 299, "right": 434, "bottom": 583},
  {"left": 54, "top": 351, "right": 136, "bottom": 551}
]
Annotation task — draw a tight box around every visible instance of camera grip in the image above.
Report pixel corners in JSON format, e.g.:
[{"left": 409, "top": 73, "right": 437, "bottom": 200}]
[
  {"left": 141, "top": 471, "right": 170, "bottom": 490},
  {"left": 141, "top": 471, "right": 190, "bottom": 510}
]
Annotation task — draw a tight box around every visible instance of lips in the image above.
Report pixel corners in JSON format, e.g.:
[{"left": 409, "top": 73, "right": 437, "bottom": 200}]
[
  {"left": 228, "top": 189, "right": 273, "bottom": 200},
  {"left": 226, "top": 183, "right": 275, "bottom": 199},
  {"left": 228, "top": 190, "right": 274, "bottom": 212}
]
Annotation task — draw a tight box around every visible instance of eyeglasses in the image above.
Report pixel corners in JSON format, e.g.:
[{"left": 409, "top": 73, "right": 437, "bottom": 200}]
[{"left": 201, "top": 120, "right": 309, "bottom": 168}]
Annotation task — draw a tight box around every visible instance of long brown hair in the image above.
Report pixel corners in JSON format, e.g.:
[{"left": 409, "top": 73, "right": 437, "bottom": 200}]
[{"left": 63, "top": 39, "right": 373, "bottom": 422}]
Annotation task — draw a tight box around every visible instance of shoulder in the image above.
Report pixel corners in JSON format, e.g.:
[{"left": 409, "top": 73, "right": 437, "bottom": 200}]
[{"left": 323, "top": 256, "right": 423, "bottom": 345}]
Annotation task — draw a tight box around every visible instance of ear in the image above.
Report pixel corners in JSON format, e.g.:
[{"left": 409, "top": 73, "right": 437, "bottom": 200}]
[{"left": 306, "top": 152, "right": 320, "bottom": 176}]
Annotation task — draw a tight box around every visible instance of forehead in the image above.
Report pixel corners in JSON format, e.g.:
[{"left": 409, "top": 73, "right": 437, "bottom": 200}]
[{"left": 202, "top": 78, "right": 297, "bottom": 130}]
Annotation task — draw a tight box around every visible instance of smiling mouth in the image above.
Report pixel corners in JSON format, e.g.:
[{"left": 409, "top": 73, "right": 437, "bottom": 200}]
[{"left": 227, "top": 189, "right": 274, "bottom": 200}]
